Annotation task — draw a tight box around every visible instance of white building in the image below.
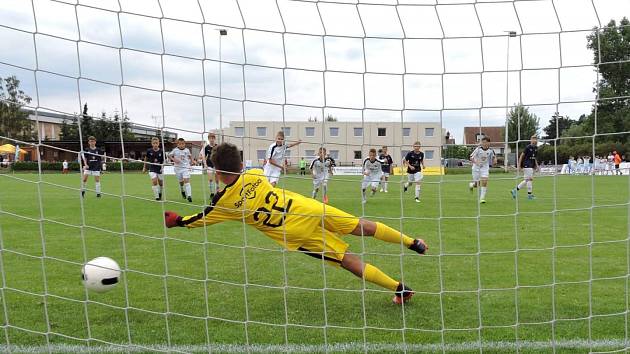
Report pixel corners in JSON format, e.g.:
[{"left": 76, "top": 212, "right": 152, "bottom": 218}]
[{"left": 215, "top": 121, "right": 446, "bottom": 168}]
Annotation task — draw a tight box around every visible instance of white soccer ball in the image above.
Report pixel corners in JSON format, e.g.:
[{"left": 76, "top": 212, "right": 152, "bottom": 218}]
[{"left": 81, "top": 257, "right": 121, "bottom": 293}]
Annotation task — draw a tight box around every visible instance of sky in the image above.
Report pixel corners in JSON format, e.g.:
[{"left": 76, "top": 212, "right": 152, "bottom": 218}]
[{"left": 0, "top": 0, "right": 629, "bottom": 143}]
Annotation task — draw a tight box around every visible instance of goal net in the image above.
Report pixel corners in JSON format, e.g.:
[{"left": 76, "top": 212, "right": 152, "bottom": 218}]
[{"left": 0, "top": 0, "right": 629, "bottom": 352}]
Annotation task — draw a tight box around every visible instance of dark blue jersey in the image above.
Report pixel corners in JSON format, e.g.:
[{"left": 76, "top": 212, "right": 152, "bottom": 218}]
[
  {"left": 405, "top": 151, "right": 424, "bottom": 174},
  {"left": 204, "top": 144, "right": 217, "bottom": 168},
  {"left": 146, "top": 148, "right": 164, "bottom": 173},
  {"left": 522, "top": 144, "right": 538, "bottom": 168},
  {"left": 380, "top": 154, "right": 393, "bottom": 173},
  {"left": 82, "top": 147, "right": 102, "bottom": 171}
]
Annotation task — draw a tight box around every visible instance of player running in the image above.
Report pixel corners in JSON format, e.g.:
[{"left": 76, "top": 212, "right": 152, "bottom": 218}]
[
  {"left": 468, "top": 137, "right": 496, "bottom": 204},
  {"left": 511, "top": 135, "right": 538, "bottom": 200},
  {"left": 143, "top": 137, "right": 165, "bottom": 201},
  {"left": 361, "top": 148, "right": 383, "bottom": 204},
  {"left": 169, "top": 138, "right": 194, "bottom": 203},
  {"left": 164, "top": 142, "right": 428, "bottom": 304},
  {"left": 379, "top": 146, "right": 393, "bottom": 193},
  {"left": 202, "top": 133, "right": 219, "bottom": 198},
  {"left": 262, "top": 131, "right": 302, "bottom": 187},
  {"left": 310, "top": 147, "right": 332, "bottom": 203},
  {"left": 81, "top": 136, "right": 103, "bottom": 198},
  {"left": 403, "top": 141, "right": 425, "bottom": 203}
]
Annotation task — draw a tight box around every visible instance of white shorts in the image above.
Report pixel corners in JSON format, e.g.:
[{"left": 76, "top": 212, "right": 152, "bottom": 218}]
[
  {"left": 313, "top": 177, "right": 328, "bottom": 189},
  {"left": 361, "top": 176, "right": 380, "bottom": 190},
  {"left": 407, "top": 172, "right": 423, "bottom": 183},
  {"left": 472, "top": 166, "right": 489, "bottom": 181},
  {"left": 175, "top": 168, "right": 191, "bottom": 181},
  {"left": 263, "top": 164, "right": 282, "bottom": 184},
  {"left": 149, "top": 172, "right": 164, "bottom": 181},
  {"left": 382, "top": 172, "right": 390, "bottom": 178},
  {"left": 83, "top": 170, "right": 101, "bottom": 177},
  {"left": 523, "top": 168, "right": 534, "bottom": 179}
]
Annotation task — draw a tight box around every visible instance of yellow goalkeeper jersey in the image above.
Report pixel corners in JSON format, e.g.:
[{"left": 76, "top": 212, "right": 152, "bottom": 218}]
[{"left": 179, "top": 169, "right": 359, "bottom": 253}]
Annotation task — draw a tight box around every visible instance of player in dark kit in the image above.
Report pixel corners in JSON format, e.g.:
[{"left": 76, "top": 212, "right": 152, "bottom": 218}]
[
  {"left": 81, "top": 136, "right": 103, "bottom": 198},
  {"left": 403, "top": 141, "right": 425, "bottom": 203},
  {"left": 202, "top": 133, "right": 219, "bottom": 198},
  {"left": 511, "top": 135, "right": 539, "bottom": 200},
  {"left": 143, "top": 137, "right": 165, "bottom": 201},
  {"left": 379, "top": 146, "right": 394, "bottom": 193}
]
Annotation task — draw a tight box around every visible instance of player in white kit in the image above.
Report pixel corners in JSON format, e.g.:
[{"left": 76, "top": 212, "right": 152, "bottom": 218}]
[
  {"left": 262, "top": 130, "right": 302, "bottom": 187},
  {"left": 361, "top": 148, "right": 383, "bottom": 204},
  {"left": 468, "top": 137, "right": 497, "bottom": 204},
  {"left": 169, "top": 138, "right": 194, "bottom": 203},
  {"left": 310, "top": 147, "right": 333, "bottom": 204}
]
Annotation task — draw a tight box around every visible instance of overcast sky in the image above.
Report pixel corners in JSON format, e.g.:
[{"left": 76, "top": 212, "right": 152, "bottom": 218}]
[{"left": 0, "top": 0, "right": 629, "bottom": 144}]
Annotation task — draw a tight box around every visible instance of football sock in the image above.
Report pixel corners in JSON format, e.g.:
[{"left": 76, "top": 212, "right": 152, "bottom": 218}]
[
  {"left": 363, "top": 264, "right": 399, "bottom": 291},
  {"left": 184, "top": 183, "right": 192, "bottom": 197},
  {"left": 152, "top": 185, "right": 159, "bottom": 198},
  {"left": 81, "top": 182, "right": 86, "bottom": 192},
  {"left": 383, "top": 181, "right": 388, "bottom": 192},
  {"left": 208, "top": 181, "right": 214, "bottom": 194},
  {"left": 312, "top": 189, "right": 317, "bottom": 198},
  {"left": 361, "top": 188, "right": 366, "bottom": 200},
  {"left": 322, "top": 184, "right": 327, "bottom": 197},
  {"left": 480, "top": 186, "right": 487, "bottom": 199},
  {"left": 526, "top": 180, "right": 532, "bottom": 193},
  {"left": 517, "top": 180, "right": 526, "bottom": 190},
  {"left": 374, "top": 222, "right": 415, "bottom": 247},
  {"left": 415, "top": 185, "right": 421, "bottom": 199},
  {"left": 95, "top": 182, "right": 101, "bottom": 194},
  {"left": 180, "top": 185, "right": 185, "bottom": 193}
]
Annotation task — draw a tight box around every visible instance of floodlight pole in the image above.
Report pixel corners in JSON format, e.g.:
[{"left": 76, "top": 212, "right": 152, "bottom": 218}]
[
  {"left": 504, "top": 30, "right": 517, "bottom": 171},
  {"left": 218, "top": 29, "right": 227, "bottom": 143}
]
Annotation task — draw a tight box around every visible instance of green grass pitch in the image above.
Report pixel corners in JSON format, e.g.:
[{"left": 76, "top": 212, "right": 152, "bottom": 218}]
[{"left": 0, "top": 170, "right": 628, "bottom": 352}]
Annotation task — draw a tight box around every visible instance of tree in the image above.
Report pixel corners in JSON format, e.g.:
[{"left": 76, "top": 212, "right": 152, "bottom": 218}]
[
  {"left": 507, "top": 104, "right": 540, "bottom": 149},
  {"left": 0, "top": 76, "right": 35, "bottom": 141},
  {"left": 59, "top": 106, "right": 136, "bottom": 142},
  {"left": 543, "top": 114, "right": 574, "bottom": 140},
  {"left": 325, "top": 114, "right": 337, "bottom": 122},
  {"left": 443, "top": 145, "right": 472, "bottom": 159}
]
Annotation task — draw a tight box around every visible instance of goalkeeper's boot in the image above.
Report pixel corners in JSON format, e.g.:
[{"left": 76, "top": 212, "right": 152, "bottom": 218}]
[
  {"left": 187, "top": 196, "right": 193, "bottom": 203},
  {"left": 527, "top": 194, "right": 536, "bottom": 200},
  {"left": 393, "top": 283, "right": 414, "bottom": 305},
  {"left": 409, "top": 239, "right": 428, "bottom": 255},
  {"left": 510, "top": 188, "right": 517, "bottom": 199}
]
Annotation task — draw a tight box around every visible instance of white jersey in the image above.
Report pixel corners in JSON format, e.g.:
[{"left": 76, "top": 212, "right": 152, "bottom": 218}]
[
  {"left": 310, "top": 158, "right": 331, "bottom": 179},
  {"left": 62, "top": 161, "right": 68, "bottom": 169},
  {"left": 363, "top": 158, "right": 383, "bottom": 179},
  {"left": 470, "top": 147, "right": 495, "bottom": 169},
  {"left": 266, "top": 142, "right": 288, "bottom": 166},
  {"left": 170, "top": 147, "right": 191, "bottom": 169}
]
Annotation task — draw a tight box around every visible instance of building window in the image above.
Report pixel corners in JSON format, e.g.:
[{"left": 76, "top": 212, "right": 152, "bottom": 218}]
[
  {"left": 305, "top": 150, "right": 315, "bottom": 157},
  {"left": 257, "top": 127, "right": 267, "bottom": 137},
  {"left": 425, "top": 150, "right": 434, "bottom": 159},
  {"left": 235, "top": 127, "right": 244, "bottom": 137},
  {"left": 305, "top": 127, "right": 315, "bottom": 137},
  {"left": 282, "top": 127, "right": 291, "bottom": 137},
  {"left": 425, "top": 127, "right": 434, "bottom": 137},
  {"left": 329, "top": 127, "right": 339, "bottom": 137},
  {"left": 377, "top": 128, "right": 386, "bottom": 137},
  {"left": 353, "top": 127, "right": 363, "bottom": 137},
  {"left": 329, "top": 150, "right": 339, "bottom": 159},
  {"left": 354, "top": 150, "right": 362, "bottom": 159},
  {"left": 401, "top": 150, "right": 409, "bottom": 159},
  {"left": 257, "top": 150, "right": 266, "bottom": 160},
  {"left": 403, "top": 127, "right": 411, "bottom": 137}
]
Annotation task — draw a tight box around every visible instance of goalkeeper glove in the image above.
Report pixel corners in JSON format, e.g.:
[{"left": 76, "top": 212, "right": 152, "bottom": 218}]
[{"left": 164, "top": 211, "right": 182, "bottom": 228}]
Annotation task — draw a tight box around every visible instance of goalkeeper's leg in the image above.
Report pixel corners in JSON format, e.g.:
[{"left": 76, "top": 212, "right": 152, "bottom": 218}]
[{"left": 350, "top": 219, "right": 427, "bottom": 254}]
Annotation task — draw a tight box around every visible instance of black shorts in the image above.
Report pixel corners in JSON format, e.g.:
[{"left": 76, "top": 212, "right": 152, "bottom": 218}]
[{"left": 615, "top": 164, "right": 620, "bottom": 169}]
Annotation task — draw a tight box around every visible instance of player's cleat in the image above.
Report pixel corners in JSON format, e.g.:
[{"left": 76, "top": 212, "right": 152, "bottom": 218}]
[
  {"left": 379, "top": 188, "right": 384, "bottom": 192},
  {"left": 187, "top": 196, "right": 193, "bottom": 203},
  {"left": 155, "top": 197, "right": 160, "bottom": 201},
  {"left": 414, "top": 198, "right": 420, "bottom": 203},
  {"left": 158, "top": 193, "right": 162, "bottom": 200},
  {"left": 384, "top": 190, "right": 388, "bottom": 193},
  {"left": 479, "top": 199, "right": 486, "bottom": 204},
  {"left": 96, "top": 194, "right": 101, "bottom": 198},
  {"left": 323, "top": 195, "right": 328, "bottom": 204},
  {"left": 392, "top": 283, "right": 414, "bottom": 305},
  {"left": 181, "top": 191, "right": 186, "bottom": 199},
  {"left": 361, "top": 199, "right": 367, "bottom": 204},
  {"left": 403, "top": 184, "right": 408, "bottom": 192},
  {"left": 527, "top": 194, "right": 536, "bottom": 200},
  {"left": 81, "top": 190, "right": 85, "bottom": 198},
  {"left": 510, "top": 189, "right": 517, "bottom": 199},
  {"left": 409, "top": 239, "right": 428, "bottom": 255}
]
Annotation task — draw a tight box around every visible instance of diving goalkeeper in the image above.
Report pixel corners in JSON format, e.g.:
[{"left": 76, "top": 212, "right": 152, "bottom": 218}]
[{"left": 164, "top": 143, "right": 428, "bottom": 304}]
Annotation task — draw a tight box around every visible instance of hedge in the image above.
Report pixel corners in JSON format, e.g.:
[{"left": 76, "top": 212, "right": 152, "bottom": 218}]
[
  {"left": 445, "top": 167, "right": 509, "bottom": 175},
  {"left": 10, "top": 161, "right": 145, "bottom": 171}
]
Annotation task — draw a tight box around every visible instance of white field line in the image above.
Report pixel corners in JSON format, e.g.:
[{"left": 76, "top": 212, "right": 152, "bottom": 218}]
[{"left": 1, "top": 339, "right": 629, "bottom": 353}]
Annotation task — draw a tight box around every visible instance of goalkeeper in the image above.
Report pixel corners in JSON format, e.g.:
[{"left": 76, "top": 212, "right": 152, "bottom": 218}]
[{"left": 165, "top": 143, "right": 428, "bottom": 304}]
